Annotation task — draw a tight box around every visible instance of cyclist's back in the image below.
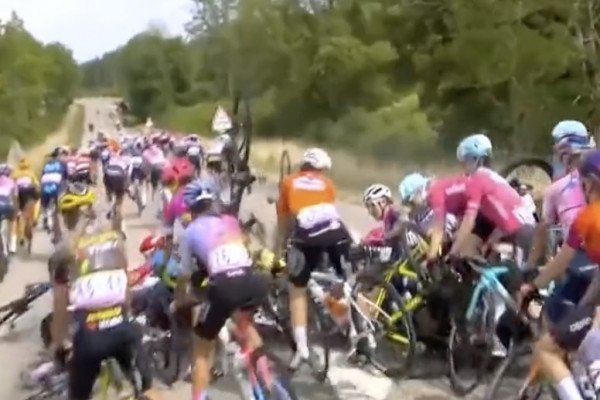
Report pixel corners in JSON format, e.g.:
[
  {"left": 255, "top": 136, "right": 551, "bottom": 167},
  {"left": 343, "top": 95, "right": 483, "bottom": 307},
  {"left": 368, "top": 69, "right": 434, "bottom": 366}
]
[{"left": 544, "top": 169, "right": 586, "bottom": 238}]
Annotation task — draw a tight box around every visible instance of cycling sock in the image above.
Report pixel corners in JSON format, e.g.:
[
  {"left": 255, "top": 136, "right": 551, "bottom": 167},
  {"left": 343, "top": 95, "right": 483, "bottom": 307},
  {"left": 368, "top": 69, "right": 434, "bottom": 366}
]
[
  {"left": 293, "top": 326, "right": 309, "bottom": 357},
  {"left": 555, "top": 376, "right": 583, "bottom": 400}
]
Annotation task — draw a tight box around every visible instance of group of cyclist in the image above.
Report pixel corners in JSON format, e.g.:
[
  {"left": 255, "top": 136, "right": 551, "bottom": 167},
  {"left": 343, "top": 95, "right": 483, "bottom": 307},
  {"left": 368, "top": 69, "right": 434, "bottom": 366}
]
[
  {"left": 9, "top": 111, "right": 600, "bottom": 400},
  {"left": 358, "top": 120, "right": 600, "bottom": 400}
]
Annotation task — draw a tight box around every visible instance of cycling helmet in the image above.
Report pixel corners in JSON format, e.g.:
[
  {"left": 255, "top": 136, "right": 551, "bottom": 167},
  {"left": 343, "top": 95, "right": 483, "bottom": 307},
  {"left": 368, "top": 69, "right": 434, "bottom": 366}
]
[
  {"left": 551, "top": 120, "right": 588, "bottom": 143},
  {"left": 456, "top": 134, "right": 492, "bottom": 162},
  {"left": 58, "top": 183, "right": 96, "bottom": 212},
  {"left": 139, "top": 232, "right": 165, "bottom": 254},
  {"left": 172, "top": 158, "right": 195, "bottom": 184},
  {"left": 183, "top": 179, "right": 215, "bottom": 209},
  {"left": 399, "top": 173, "right": 430, "bottom": 203},
  {"left": 0, "top": 163, "right": 12, "bottom": 177},
  {"left": 579, "top": 150, "right": 600, "bottom": 181},
  {"left": 302, "top": 148, "right": 332, "bottom": 170},
  {"left": 363, "top": 184, "right": 392, "bottom": 205},
  {"left": 18, "top": 158, "right": 31, "bottom": 169}
]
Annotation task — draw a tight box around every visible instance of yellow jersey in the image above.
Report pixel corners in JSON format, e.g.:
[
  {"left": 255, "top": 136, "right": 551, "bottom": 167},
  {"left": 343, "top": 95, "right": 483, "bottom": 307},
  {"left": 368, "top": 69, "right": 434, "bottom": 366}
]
[{"left": 12, "top": 168, "right": 40, "bottom": 189}]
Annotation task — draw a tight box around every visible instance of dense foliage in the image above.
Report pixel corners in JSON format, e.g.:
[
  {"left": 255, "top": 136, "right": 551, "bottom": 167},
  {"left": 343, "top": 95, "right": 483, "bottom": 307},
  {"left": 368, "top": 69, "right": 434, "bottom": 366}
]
[
  {"left": 81, "top": 0, "right": 600, "bottom": 158},
  {"left": 0, "top": 12, "right": 81, "bottom": 156}
]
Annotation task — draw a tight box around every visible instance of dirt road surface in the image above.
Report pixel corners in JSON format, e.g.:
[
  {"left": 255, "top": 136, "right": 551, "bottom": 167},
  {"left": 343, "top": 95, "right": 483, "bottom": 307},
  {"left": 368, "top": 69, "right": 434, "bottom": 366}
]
[{"left": 0, "top": 98, "right": 485, "bottom": 400}]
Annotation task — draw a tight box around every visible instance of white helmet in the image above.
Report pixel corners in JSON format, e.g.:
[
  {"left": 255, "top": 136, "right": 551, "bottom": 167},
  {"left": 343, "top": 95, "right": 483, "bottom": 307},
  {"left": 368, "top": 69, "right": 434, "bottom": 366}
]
[
  {"left": 551, "top": 120, "right": 588, "bottom": 143},
  {"left": 302, "top": 148, "right": 332, "bottom": 170},
  {"left": 363, "top": 184, "right": 392, "bottom": 204}
]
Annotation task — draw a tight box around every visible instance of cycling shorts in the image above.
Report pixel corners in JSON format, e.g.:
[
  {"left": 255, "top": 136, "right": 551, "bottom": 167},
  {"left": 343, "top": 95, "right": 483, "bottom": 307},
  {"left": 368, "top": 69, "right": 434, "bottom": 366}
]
[
  {"left": 149, "top": 165, "right": 162, "bottom": 188},
  {"left": 69, "top": 319, "right": 152, "bottom": 399},
  {"left": 40, "top": 182, "right": 60, "bottom": 208},
  {"left": 130, "top": 166, "right": 146, "bottom": 182},
  {"left": 103, "top": 166, "right": 127, "bottom": 196},
  {"left": 0, "top": 196, "right": 15, "bottom": 220},
  {"left": 17, "top": 186, "right": 38, "bottom": 211},
  {"left": 550, "top": 304, "right": 595, "bottom": 351},
  {"left": 287, "top": 222, "right": 351, "bottom": 287},
  {"left": 194, "top": 269, "right": 267, "bottom": 340}
]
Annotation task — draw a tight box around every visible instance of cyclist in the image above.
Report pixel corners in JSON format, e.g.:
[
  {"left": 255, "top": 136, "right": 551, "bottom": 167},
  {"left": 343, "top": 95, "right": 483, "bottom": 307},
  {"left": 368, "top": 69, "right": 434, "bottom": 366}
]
[
  {"left": 12, "top": 158, "right": 40, "bottom": 252},
  {"left": 102, "top": 149, "right": 129, "bottom": 233},
  {"left": 56, "top": 181, "right": 96, "bottom": 244},
  {"left": 63, "top": 148, "right": 79, "bottom": 180},
  {"left": 143, "top": 139, "right": 166, "bottom": 200},
  {"left": 274, "top": 147, "right": 352, "bottom": 369},
  {"left": 520, "top": 150, "right": 600, "bottom": 400},
  {"left": 174, "top": 179, "right": 267, "bottom": 400},
  {"left": 0, "top": 164, "right": 18, "bottom": 254},
  {"left": 525, "top": 134, "right": 594, "bottom": 323},
  {"left": 49, "top": 222, "right": 160, "bottom": 400},
  {"left": 362, "top": 184, "right": 404, "bottom": 249},
  {"left": 551, "top": 120, "right": 591, "bottom": 181},
  {"left": 40, "top": 149, "right": 68, "bottom": 231},
  {"left": 73, "top": 149, "right": 94, "bottom": 185},
  {"left": 185, "top": 134, "right": 203, "bottom": 175},
  {"left": 129, "top": 142, "right": 147, "bottom": 212},
  {"left": 449, "top": 134, "right": 535, "bottom": 263}
]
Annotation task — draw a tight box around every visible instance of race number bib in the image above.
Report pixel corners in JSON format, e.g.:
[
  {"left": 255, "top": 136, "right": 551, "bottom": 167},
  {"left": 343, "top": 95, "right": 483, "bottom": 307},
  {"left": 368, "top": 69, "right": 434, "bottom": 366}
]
[
  {"left": 70, "top": 269, "right": 128, "bottom": 310},
  {"left": 296, "top": 203, "right": 340, "bottom": 229},
  {"left": 187, "top": 146, "right": 200, "bottom": 156},
  {"left": 41, "top": 172, "right": 62, "bottom": 184},
  {"left": 16, "top": 176, "right": 33, "bottom": 188},
  {"left": 207, "top": 243, "right": 252, "bottom": 274},
  {"left": 131, "top": 156, "right": 143, "bottom": 167}
]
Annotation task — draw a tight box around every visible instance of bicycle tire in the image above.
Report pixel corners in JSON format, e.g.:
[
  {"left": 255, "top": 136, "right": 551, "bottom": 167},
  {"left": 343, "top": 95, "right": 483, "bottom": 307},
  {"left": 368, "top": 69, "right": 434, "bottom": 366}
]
[
  {"left": 145, "top": 333, "right": 179, "bottom": 386},
  {"left": 306, "top": 295, "right": 331, "bottom": 382},
  {"left": 448, "top": 291, "right": 495, "bottom": 396},
  {"left": 251, "top": 347, "right": 299, "bottom": 400},
  {"left": 500, "top": 158, "right": 553, "bottom": 182},
  {"left": 352, "top": 272, "right": 417, "bottom": 377}
]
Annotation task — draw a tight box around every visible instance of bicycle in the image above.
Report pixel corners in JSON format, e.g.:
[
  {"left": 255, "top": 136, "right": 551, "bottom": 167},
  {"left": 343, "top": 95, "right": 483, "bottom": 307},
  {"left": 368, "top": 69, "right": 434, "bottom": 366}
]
[
  {"left": 445, "top": 255, "right": 525, "bottom": 396},
  {"left": 0, "top": 282, "right": 52, "bottom": 329}
]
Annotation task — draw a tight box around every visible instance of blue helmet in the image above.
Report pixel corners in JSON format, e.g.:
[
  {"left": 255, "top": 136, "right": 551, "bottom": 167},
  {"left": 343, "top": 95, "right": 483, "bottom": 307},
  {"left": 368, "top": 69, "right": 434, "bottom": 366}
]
[
  {"left": 456, "top": 134, "right": 493, "bottom": 162},
  {"left": 551, "top": 120, "right": 588, "bottom": 143},
  {"left": 398, "top": 173, "right": 430, "bottom": 203},
  {"left": 183, "top": 179, "right": 216, "bottom": 209}
]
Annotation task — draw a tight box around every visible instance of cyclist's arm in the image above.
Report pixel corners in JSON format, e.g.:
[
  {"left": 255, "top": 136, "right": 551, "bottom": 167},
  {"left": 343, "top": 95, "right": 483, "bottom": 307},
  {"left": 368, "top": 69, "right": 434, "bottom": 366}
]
[
  {"left": 532, "top": 244, "right": 575, "bottom": 289},
  {"left": 526, "top": 220, "right": 550, "bottom": 269},
  {"left": 449, "top": 180, "right": 482, "bottom": 255},
  {"left": 274, "top": 179, "right": 292, "bottom": 257},
  {"left": 579, "top": 269, "right": 600, "bottom": 307},
  {"left": 49, "top": 247, "right": 73, "bottom": 347},
  {"left": 427, "top": 218, "right": 445, "bottom": 260}
]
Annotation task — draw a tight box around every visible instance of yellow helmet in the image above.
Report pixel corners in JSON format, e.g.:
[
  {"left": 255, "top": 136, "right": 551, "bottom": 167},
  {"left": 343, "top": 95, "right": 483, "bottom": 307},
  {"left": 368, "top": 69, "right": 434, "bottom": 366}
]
[
  {"left": 18, "top": 158, "right": 30, "bottom": 169},
  {"left": 58, "top": 183, "right": 96, "bottom": 212}
]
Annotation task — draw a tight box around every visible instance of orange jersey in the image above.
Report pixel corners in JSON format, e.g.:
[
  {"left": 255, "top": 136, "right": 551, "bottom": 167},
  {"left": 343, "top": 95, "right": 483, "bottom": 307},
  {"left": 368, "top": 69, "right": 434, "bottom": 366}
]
[
  {"left": 276, "top": 171, "right": 336, "bottom": 219},
  {"left": 567, "top": 201, "right": 600, "bottom": 264}
]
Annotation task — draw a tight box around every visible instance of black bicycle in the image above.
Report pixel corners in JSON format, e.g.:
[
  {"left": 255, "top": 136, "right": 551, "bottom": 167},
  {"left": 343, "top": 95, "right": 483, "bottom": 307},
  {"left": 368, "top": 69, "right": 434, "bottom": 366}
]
[{"left": 0, "top": 282, "right": 52, "bottom": 329}]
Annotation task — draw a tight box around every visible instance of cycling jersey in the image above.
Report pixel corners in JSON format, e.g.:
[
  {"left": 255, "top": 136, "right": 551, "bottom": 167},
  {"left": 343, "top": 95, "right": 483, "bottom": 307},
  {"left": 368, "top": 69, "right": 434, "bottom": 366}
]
[
  {"left": 0, "top": 176, "right": 16, "bottom": 220},
  {"left": 163, "top": 187, "right": 189, "bottom": 231},
  {"left": 63, "top": 155, "right": 78, "bottom": 177},
  {"left": 542, "top": 170, "right": 585, "bottom": 237},
  {"left": 142, "top": 145, "right": 165, "bottom": 166},
  {"left": 427, "top": 175, "right": 468, "bottom": 222},
  {"left": 276, "top": 170, "right": 340, "bottom": 236},
  {"left": 12, "top": 168, "right": 39, "bottom": 190},
  {"left": 566, "top": 201, "right": 600, "bottom": 264},
  {"left": 465, "top": 168, "right": 534, "bottom": 235},
  {"left": 180, "top": 213, "right": 252, "bottom": 276},
  {"left": 0, "top": 176, "right": 15, "bottom": 198}
]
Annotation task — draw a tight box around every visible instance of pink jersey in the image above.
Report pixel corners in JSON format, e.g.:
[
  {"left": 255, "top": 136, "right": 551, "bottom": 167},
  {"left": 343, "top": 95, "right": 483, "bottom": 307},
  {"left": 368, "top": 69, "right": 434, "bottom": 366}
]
[
  {"left": 163, "top": 187, "right": 188, "bottom": 228},
  {"left": 0, "top": 176, "right": 15, "bottom": 197},
  {"left": 465, "top": 168, "right": 533, "bottom": 234},
  {"left": 427, "top": 175, "right": 468, "bottom": 222},
  {"left": 143, "top": 146, "right": 165, "bottom": 166},
  {"left": 542, "top": 170, "right": 585, "bottom": 237}
]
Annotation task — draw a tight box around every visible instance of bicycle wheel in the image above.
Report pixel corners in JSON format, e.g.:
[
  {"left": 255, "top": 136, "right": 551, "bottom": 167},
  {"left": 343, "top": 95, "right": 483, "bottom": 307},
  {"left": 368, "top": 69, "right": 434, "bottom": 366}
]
[
  {"left": 352, "top": 276, "right": 417, "bottom": 377},
  {"left": 448, "top": 291, "right": 495, "bottom": 396},
  {"left": 306, "top": 295, "right": 331, "bottom": 382},
  {"left": 251, "top": 347, "right": 299, "bottom": 400},
  {"left": 145, "top": 332, "right": 179, "bottom": 386}
]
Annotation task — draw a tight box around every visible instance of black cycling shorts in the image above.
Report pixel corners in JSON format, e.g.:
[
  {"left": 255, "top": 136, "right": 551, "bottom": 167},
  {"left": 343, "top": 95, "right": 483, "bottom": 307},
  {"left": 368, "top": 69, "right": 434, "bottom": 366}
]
[
  {"left": 550, "top": 304, "right": 595, "bottom": 352},
  {"left": 0, "top": 196, "right": 15, "bottom": 220},
  {"left": 288, "top": 222, "right": 351, "bottom": 287},
  {"left": 17, "top": 186, "right": 38, "bottom": 211},
  {"left": 472, "top": 213, "right": 495, "bottom": 241},
  {"left": 103, "top": 166, "right": 127, "bottom": 196},
  {"left": 69, "top": 320, "right": 152, "bottom": 400},
  {"left": 194, "top": 269, "right": 267, "bottom": 340},
  {"left": 130, "top": 167, "right": 146, "bottom": 182},
  {"left": 150, "top": 166, "right": 162, "bottom": 189}
]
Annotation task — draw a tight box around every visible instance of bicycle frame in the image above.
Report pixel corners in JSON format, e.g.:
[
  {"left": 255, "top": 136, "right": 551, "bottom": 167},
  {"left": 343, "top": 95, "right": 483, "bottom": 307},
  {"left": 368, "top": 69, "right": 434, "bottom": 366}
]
[{"left": 465, "top": 265, "right": 511, "bottom": 321}]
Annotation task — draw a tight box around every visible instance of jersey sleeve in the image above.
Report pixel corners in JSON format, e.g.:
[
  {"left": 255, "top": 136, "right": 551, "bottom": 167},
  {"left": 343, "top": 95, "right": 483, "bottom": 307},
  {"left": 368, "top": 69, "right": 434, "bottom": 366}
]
[{"left": 542, "top": 185, "right": 558, "bottom": 224}]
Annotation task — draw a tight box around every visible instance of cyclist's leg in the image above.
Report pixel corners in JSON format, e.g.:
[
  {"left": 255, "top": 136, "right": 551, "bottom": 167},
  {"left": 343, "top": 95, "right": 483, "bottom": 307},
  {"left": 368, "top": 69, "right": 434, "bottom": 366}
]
[
  {"left": 288, "top": 244, "right": 320, "bottom": 365},
  {"left": 69, "top": 331, "right": 103, "bottom": 400}
]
